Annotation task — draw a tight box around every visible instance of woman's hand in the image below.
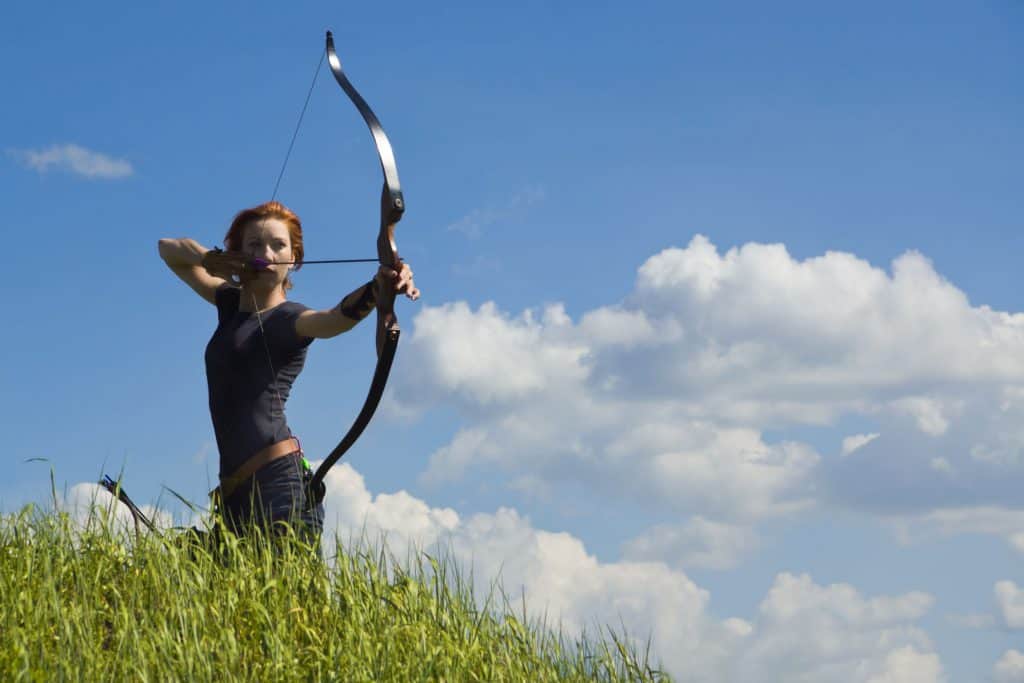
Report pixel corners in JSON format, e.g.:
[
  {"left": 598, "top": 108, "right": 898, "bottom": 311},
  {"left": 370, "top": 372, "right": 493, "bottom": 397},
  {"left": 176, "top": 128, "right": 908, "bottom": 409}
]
[
  {"left": 375, "top": 261, "right": 420, "bottom": 301},
  {"left": 201, "top": 248, "right": 256, "bottom": 285}
]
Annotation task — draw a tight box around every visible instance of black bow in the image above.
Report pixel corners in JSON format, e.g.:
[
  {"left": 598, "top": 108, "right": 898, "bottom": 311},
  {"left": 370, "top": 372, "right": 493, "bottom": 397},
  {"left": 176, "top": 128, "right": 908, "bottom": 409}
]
[{"left": 307, "top": 31, "right": 407, "bottom": 505}]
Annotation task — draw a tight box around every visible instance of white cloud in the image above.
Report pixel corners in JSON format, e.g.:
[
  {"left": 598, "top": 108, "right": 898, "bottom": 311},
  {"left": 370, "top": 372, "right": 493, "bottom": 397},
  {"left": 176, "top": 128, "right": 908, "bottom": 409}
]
[
  {"left": 995, "top": 650, "right": 1024, "bottom": 683},
  {"left": 322, "top": 462, "right": 459, "bottom": 553},
  {"left": 397, "top": 234, "right": 1024, "bottom": 530},
  {"left": 318, "top": 465, "right": 942, "bottom": 682},
  {"left": 888, "top": 507, "right": 1024, "bottom": 554},
  {"left": 58, "top": 482, "right": 174, "bottom": 535},
  {"left": 61, "top": 482, "right": 136, "bottom": 531},
  {"left": 408, "top": 301, "right": 820, "bottom": 523},
  {"left": 996, "top": 580, "right": 1024, "bottom": 630},
  {"left": 842, "top": 433, "right": 880, "bottom": 456},
  {"left": 579, "top": 306, "right": 661, "bottom": 350},
  {"left": 889, "top": 397, "right": 956, "bottom": 437},
  {"left": 734, "top": 573, "right": 941, "bottom": 683},
  {"left": 424, "top": 411, "right": 819, "bottom": 523},
  {"left": 632, "top": 237, "right": 1024, "bottom": 418},
  {"left": 407, "top": 302, "right": 588, "bottom": 408},
  {"left": 11, "top": 143, "right": 134, "bottom": 179},
  {"left": 866, "top": 646, "right": 945, "bottom": 683},
  {"left": 1011, "top": 533, "right": 1024, "bottom": 556},
  {"left": 622, "top": 517, "right": 758, "bottom": 570},
  {"left": 319, "top": 464, "right": 743, "bottom": 680}
]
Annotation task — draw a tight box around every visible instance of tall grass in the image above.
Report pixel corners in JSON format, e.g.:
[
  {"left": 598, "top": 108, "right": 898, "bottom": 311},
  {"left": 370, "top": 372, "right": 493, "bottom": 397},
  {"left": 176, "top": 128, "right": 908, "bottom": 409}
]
[{"left": 1, "top": 503, "right": 670, "bottom": 681}]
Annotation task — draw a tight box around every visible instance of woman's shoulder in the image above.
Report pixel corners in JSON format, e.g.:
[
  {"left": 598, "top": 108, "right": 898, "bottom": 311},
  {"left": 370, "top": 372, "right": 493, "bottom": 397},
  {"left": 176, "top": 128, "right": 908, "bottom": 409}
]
[
  {"left": 276, "top": 299, "right": 311, "bottom": 315},
  {"left": 216, "top": 283, "right": 241, "bottom": 300},
  {"left": 276, "top": 299, "right": 316, "bottom": 347},
  {"left": 213, "top": 284, "right": 241, "bottom": 316}
]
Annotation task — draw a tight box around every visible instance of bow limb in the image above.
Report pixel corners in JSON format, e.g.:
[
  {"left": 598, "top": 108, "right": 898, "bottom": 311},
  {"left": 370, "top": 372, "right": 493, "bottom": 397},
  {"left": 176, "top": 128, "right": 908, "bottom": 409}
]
[
  {"left": 309, "top": 32, "right": 406, "bottom": 503},
  {"left": 99, "top": 475, "right": 156, "bottom": 534}
]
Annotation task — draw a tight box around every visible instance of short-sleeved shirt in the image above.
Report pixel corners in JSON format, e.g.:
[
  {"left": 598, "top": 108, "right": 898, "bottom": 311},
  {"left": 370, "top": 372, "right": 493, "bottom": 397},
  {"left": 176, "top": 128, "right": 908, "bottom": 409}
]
[{"left": 204, "top": 285, "right": 314, "bottom": 479}]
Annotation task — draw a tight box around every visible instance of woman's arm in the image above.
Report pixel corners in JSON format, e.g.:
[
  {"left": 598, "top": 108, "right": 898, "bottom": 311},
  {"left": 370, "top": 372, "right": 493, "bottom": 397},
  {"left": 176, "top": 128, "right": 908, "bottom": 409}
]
[
  {"left": 295, "top": 263, "right": 419, "bottom": 340},
  {"left": 294, "top": 307, "right": 359, "bottom": 339},
  {"left": 294, "top": 280, "right": 375, "bottom": 339},
  {"left": 158, "top": 238, "right": 229, "bottom": 304}
]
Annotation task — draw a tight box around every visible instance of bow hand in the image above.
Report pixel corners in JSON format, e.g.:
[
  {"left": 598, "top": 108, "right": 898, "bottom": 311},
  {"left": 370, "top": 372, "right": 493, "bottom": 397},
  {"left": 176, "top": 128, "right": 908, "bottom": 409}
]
[{"left": 373, "top": 261, "right": 419, "bottom": 302}]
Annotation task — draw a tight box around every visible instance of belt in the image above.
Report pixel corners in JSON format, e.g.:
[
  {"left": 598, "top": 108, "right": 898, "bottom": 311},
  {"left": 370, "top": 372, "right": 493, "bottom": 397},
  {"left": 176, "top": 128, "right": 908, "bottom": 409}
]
[{"left": 213, "top": 437, "right": 301, "bottom": 500}]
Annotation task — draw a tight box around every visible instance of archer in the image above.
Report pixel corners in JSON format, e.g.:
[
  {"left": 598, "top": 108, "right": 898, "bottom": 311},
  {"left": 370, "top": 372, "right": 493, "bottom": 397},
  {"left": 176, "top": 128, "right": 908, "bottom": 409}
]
[{"left": 157, "top": 200, "right": 419, "bottom": 544}]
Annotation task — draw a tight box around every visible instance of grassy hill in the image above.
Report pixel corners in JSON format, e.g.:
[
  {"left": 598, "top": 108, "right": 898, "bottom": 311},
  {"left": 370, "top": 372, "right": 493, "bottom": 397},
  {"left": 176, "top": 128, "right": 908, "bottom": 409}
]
[{"left": 1, "top": 505, "right": 670, "bottom": 681}]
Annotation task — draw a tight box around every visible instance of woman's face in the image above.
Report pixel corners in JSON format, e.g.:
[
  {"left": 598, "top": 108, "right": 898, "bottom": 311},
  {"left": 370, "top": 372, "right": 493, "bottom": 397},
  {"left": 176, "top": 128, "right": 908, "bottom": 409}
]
[{"left": 242, "top": 218, "right": 293, "bottom": 290}]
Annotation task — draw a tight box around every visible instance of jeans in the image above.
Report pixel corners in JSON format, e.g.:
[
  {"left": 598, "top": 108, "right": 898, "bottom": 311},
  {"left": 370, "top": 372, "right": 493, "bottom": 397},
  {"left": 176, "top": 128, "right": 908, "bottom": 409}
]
[{"left": 220, "top": 452, "right": 324, "bottom": 545}]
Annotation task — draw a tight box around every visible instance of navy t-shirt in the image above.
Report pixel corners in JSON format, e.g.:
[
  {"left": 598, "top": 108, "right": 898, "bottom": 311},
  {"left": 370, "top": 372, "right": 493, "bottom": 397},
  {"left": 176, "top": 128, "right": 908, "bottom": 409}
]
[{"left": 204, "top": 285, "right": 314, "bottom": 479}]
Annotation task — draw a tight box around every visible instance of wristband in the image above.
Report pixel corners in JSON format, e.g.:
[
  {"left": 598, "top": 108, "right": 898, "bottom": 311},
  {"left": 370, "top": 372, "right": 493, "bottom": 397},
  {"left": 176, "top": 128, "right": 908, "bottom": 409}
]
[{"left": 337, "top": 280, "right": 377, "bottom": 322}]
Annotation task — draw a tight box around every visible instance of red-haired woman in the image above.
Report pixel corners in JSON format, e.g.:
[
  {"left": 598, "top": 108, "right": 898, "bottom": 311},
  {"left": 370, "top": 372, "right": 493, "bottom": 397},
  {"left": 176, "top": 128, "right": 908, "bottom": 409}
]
[{"left": 158, "top": 201, "right": 419, "bottom": 543}]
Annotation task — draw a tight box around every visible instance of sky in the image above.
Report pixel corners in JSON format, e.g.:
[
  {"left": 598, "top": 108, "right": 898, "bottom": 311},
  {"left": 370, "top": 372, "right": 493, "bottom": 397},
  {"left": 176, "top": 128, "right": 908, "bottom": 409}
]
[{"left": 3, "top": 1, "right": 1023, "bottom": 680}]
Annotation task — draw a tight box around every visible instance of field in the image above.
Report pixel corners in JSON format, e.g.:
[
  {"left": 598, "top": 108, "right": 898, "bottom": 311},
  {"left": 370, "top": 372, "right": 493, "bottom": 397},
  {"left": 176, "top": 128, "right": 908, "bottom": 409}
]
[{"left": 1, "top": 502, "right": 670, "bottom": 682}]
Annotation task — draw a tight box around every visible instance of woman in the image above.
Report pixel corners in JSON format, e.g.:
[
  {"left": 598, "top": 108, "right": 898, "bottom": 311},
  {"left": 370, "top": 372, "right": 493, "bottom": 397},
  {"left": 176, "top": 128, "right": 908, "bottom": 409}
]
[{"left": 158, "top": 201, "right": 419, "bottom": 543}]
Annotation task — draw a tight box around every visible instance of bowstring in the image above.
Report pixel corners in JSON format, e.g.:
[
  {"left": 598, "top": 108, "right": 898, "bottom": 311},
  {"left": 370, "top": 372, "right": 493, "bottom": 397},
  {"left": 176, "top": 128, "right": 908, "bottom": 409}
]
[
  {"left": 271, "top": 48, "right": 327, "bottom": 201},
  {"left": 248, "top": 45, "right": 327, "bottom": 521}
]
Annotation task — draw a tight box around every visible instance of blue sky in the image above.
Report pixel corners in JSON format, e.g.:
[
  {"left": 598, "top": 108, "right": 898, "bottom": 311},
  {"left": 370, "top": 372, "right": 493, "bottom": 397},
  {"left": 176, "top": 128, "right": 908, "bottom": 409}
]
[{"left": 3, "top": 2, "right": 1023, "bottom": 680}]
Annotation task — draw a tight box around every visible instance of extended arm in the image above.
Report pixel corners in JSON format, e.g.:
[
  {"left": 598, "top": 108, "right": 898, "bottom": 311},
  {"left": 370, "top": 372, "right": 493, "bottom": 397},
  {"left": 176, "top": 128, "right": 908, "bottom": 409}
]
[
  {"left": 295, "top": 264, "right": 418, "bottom": 340},
  {"left": 295, "top": 280, "right": 373, "bottom": 339}
]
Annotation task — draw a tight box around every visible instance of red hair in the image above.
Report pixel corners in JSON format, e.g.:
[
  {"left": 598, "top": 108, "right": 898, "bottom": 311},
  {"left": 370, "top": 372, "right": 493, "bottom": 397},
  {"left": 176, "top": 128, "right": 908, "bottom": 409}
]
[{"left": 224, "top": 201, "right": 304, "bottom": 291}]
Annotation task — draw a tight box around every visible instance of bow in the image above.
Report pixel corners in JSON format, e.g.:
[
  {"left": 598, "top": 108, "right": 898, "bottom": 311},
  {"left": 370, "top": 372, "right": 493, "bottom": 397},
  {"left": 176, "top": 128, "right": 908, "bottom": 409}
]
[
  {"left": 307, "top": 30, "right": 406, "bottom": 503},
  {"left": 99, "top": 475, "right": 156, "bottom": 535}
]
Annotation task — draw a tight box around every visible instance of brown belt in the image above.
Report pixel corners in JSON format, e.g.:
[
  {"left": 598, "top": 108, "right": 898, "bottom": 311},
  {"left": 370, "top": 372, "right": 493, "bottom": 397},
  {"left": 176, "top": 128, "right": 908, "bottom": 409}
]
[{"left": 213, "top": 437, "right": 301, "bottom": 500}]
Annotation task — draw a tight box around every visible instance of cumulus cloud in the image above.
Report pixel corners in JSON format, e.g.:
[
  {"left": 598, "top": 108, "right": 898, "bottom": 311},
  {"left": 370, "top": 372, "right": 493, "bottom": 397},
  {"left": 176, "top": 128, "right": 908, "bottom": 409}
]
[
  {"left": 888, "top": 507, "right": 1024, "bottom": 555},
  {"left": 622, "top": 517, "right": 758, "bottom": 570},
  {"left": 628, "top": 237, "right": 1024, "bottom": 416},
  {"left": 398, "top": 235, "right": 1024, "bottom": 529},
  {"left": 320, "top": 463, "right": 743, "bottom": 680},
  {"left": 322, "top": 461, "right": 460, "bottom": 553},
  {"left": 60, "top": 482, "right": 136, "bottom": 531},
  {"left": 995, "top": 650, "right": 1024, "bottom": 683},
  {"left": 408, "top": 301, "right": 820, "bottom": 524},
  {"left": 318, "top": 465, "right": 942, "bottom": 682},
  {"left": 10, "top": 143, "right": 134, "bottom": 179},
  {"left": 996, "top": 581, "right": 1024, "bottom": 630},
  {"left": 734, "top": 573, "right": 941, "bottom": 683},
  {"left": 866, "top": 646, "right": 945, "bottom": 683}
]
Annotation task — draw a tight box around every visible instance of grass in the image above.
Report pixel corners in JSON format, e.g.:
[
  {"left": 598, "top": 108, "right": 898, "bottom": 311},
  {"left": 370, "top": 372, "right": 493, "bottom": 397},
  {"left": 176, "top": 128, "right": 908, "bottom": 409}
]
[{"left": 0, "top": 501, "right": 670, "bottom": 682}]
